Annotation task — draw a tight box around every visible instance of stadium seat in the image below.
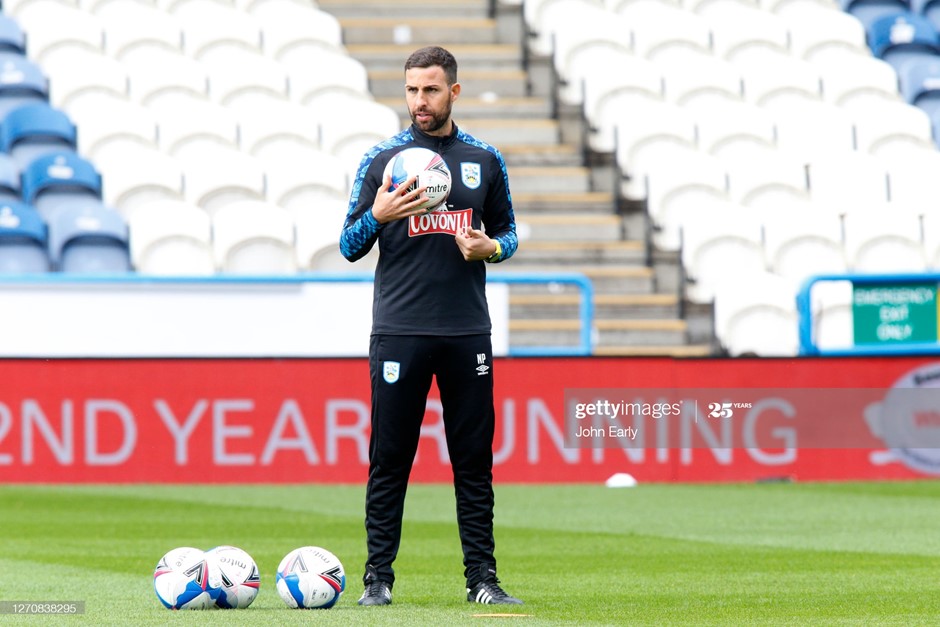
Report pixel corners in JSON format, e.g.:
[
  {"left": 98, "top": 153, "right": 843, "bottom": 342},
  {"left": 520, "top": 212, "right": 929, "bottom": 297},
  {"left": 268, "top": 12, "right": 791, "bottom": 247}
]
[
  {"left": 706, "top": 7, "right": 791, "bottom": 65},
  {"left": 316, "top": 96, "right": 402, "bottom": 179},
  {"left": 817, "top": 53, "right": 901, "bottom": 106},
  {"left": 582, "top": 56, "right": 666, "bottom": 154},
  {"left": 762, "top": 205, "right": 848, "bottom": 281},
  {"left": 737, "top": 55, "right": 823, "bottom": 108},
  {"left": 125, "top": 49, "right": 209, "bottom": 109},
  {"left": 867, "top": 12, "right": 940, "bottom": 73},
  {"left": 772, "top": 100, "right": 857, "bottom": 157},
  {"left": 842, "top": 205, "right": 928, "bottom": 271},
  {"left": 691, "top": 100, "right": 777, "bottom": 160},
  {"left": 550, "top": 15, "right": 634, "bottom": 107},
  {"left": 239, "top": 100, "right": 322, "bottom": 156},
  {"left": 885, "top": 146, "right": 940, "bottom": 205},
  {"left": 212, "top": 199, "right": 296, "bottom": 273},
  {"left": 48, "top": 200, "right": 131, "bottom": 273},
  {"left": 95, "top": 143, "right": 185, "bottom": 218},
  {"left": 524, "top": 0, "right": 607, "bottom": 58},
  {"left": 659, "top": 54, "right": 744, "bottom": 109},
  {"left": 806, "top": 152, "right": 890, "bottom": 213},
  {"left": 897, "top": 55, "right": 940, "bottom": 119},
  {"left": 155, "top": 99, "right": 240, "bottom": 158},
  {"left": 0, "top": 154, "right": 22, "bottom": 202},
  {"left": 100, "top": 4, "right": 185, "bottom": 62},
  {"left": 848, "top": 99, "right": 934, "bottom": 157},
  {"left": 21, "top": 150, "right": 103, "bottom": 221},
  {"left": 262, "top": 146, "right": 350, "bottom": 211},
  {"left": 842, "top": 0, "right": 910, "bottom": 29},
  {"left": 712, "top": 271, "right": 801, "bottom": 356},
  {"left": 15, "top": 4, "right": 105, "bottom": 66},
  {"left": 74, "top": 99, "right": 159, "bottom": 161},
  {"left": 919, "top": 208, "right": 940, "bottom": 267},
  {"left": 204, "top": 49, "right": 290, "bottom": 110},
  {"left": 128, "top": 200, "right": 214, "bottom": 275},
  {"left": 283, "top": 49, "right": 372, "bottom": 106},
  {"left": 644, "top": 151, "right": 730, "bottom": 250},
  {"left": 627, "top": 3, "right": 713, "bottom": 63},
  {"left": 611, "top": 100, "right": 698, "bottom": 199},
  {"left": 679, "top": 203, "right": 766, "bottom": 303},
  {"left": 913, "top": 0, "right": 940, "bottom": 29},
  {"left": 0, "top": 55, "right": 50, "bottom": 120},
  {"left": 0, "top": 200, "right": 50, "bottom": 272},
  {"left": 43, "top": 48, "right": 130, "bottom": 111},
  {"left": 178, "top": 146, "right": 268, "bottom": 214},
  {"left": 810, "top": 279, "right": 853, "bottom": 350},
  {"left": 767, "top": 0, "right": 841, "bottom": 13},
  {"left": 292, "top": 197, "right": 350, "bottom": 270},
  {"left": 249, "top": 0, "right": 345, "bottom": 58},
  {"left": 783, "top": 4, "right": 869, "bottom": 60},
  {"left": 179, "top": 3, "right": 263, "bottom": 62},
  {"left": 0, "top": 15, "right": 27, "bottom": 55},
  {"left": 723, "top": 150, "right": 810, "bottom": 210},
  {"left": 0, "top": 103, "right": 77, "bottom": 171}
]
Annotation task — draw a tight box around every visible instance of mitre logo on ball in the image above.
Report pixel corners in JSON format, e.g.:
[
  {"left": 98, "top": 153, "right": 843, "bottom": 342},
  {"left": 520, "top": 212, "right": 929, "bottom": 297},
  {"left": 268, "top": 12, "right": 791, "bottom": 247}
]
[{"left": 383, "top": 146, "right": 452, "bottom": 213}]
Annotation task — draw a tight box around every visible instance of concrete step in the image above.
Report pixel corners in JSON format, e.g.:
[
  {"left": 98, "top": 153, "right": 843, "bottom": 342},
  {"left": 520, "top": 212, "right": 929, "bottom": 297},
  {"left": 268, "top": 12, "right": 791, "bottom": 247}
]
[
  {"left": 370, "top": 67, "right": 527, "bottom": 98},
  {"left": 459, "top": 118, "right": 560, "bottom": 146},
  {"left": 491, "top": 263, "right": 656, "bottom": 293},
  {"left": 321, "top": 0, "right": 492, "bottom": 18},
  {"left": 509, "top": 292, "right": 680, "bottom": 319},
  {"left": 512, "top": 191, "right": 614, "bottom": 213},
  {"left": 593, "top": 344, "right": 715, "bottom": 357},
  {"left": 340, "top": 17, "right": 501, "bottom": 46},
  {"left": 500, "top": 144, "right": 581, "bottom": 167},
  {"left": 510, "top": 318, "right": 689, "bottom": 347},
  {"left": 507, "top": 165, "right": 591, "bottom": 193},
  {"left": 515, "top": 212, "right": 623, "bottom": 241},
  {"left": 512, "top": 239, "right": 645, "bottom": 263},
  {"left": 348, "top": 43, "right": 522, "bottom": 70}
]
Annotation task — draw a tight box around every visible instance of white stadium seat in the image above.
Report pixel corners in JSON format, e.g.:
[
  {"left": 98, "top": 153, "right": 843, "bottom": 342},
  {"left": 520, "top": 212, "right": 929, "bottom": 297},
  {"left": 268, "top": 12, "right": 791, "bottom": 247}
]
[
  {"left": 128, "top": 200, "right": 215, "bottom": 275},
  {"left": 212, "top": 199, "right": 296, "bottom": 273}
]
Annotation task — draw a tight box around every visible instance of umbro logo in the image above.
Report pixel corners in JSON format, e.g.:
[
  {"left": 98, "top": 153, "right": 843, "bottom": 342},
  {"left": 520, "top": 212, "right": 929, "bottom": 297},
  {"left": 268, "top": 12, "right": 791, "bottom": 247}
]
[{"left": 476, "top": 353, "right": 489, "bottom": 376}]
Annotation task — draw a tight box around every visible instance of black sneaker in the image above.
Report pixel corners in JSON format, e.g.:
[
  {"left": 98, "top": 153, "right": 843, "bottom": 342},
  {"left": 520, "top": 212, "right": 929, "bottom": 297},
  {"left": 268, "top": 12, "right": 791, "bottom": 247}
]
[
  {"left": 358, "top": 566, "right": 392, "bottom": 606},
  {"left": 467, "top": 566, "right": 523, "bottom": 605}
]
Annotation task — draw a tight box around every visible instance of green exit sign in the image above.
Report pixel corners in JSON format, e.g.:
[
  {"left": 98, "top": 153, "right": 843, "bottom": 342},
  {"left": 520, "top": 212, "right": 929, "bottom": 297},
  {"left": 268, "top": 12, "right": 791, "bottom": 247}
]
[{"left": 853, "top": 283, "right": 938, "bottom": 345}]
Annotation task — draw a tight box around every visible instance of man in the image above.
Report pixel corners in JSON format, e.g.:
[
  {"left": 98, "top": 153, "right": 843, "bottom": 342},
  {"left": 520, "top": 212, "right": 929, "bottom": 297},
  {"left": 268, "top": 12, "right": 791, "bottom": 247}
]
[{"left": 339, "top": 45, "right": 521, "bottom": 607}]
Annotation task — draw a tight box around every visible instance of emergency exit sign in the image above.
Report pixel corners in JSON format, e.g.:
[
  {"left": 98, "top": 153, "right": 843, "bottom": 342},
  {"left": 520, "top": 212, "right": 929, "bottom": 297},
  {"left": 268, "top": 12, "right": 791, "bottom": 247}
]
[{"left": 853, "top": 283, "right": 938, "bottom": 345}]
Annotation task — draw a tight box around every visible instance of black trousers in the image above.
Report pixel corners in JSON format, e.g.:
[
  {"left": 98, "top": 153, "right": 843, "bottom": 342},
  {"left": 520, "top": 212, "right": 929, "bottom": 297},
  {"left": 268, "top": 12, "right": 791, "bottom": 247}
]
[{"left": 364, "top": 333, "right": 496, "bottom": 586}]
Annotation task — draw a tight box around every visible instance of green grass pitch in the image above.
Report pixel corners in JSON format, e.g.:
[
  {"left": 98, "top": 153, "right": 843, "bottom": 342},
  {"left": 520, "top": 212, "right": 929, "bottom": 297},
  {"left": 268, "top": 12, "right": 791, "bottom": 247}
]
[{"left": 1, "top": 481, "right": 940, "bottom": 625}]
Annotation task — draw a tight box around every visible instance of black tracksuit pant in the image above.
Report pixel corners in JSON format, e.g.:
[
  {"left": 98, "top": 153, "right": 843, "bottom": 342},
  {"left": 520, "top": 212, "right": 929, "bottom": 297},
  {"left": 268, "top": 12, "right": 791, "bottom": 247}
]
[{"left": 364, "top": 333, "right": 496, "bottom": 586}]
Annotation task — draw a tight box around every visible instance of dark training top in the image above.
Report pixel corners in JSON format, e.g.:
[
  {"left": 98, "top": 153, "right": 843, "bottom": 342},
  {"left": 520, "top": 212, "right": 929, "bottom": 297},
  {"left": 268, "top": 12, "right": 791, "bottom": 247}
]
[{"left": 340, "top": 123, "right": 518, "bottom": 336}]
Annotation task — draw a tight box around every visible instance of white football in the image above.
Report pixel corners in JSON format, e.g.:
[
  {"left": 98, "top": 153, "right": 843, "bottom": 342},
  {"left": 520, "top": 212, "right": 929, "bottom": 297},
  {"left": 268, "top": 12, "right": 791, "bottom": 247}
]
[
  {"left": 275, "top": 546, "right": 346, "bottom": 609},
  {"left": 206, "top": 545, "right": 261, "bottom": 609},
  {"left": 153, "top": 547, "right": 216, "bottom": 610},
  {"left": 383, "top": 146, "right": 451, "bottom": 212}
]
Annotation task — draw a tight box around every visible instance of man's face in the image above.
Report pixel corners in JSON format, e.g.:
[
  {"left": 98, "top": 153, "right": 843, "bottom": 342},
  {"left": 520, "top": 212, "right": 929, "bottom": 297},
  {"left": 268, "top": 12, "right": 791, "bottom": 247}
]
[{"left": 405, "top": 65, "right": 460, "bottom": 136}]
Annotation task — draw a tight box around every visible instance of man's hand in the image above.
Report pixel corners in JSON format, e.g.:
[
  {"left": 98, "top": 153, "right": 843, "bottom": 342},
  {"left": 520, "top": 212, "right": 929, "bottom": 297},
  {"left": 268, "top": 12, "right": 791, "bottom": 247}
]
[
  {"left": 455, "top": 225, "right": 497, "bottom": 262},
  {"left": 372, "top": 174, "right": 430, "bottom": 224}
]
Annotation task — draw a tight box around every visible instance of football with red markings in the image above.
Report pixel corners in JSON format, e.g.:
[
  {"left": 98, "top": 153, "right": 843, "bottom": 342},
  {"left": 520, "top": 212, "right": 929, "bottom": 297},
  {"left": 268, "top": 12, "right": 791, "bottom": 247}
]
[{"left": 275, "top": 546, "right": 346, "bottom": 609}]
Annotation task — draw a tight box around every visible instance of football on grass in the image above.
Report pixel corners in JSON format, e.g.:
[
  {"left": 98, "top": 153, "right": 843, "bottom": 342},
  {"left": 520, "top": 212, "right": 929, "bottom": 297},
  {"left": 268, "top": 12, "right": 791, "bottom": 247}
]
[
  {"left": 206, "top": 545, "right": 261, "bottom": 609},
  {"left": 275, "top": 546, "right": 346, "bottom": 609},
  {"left": 383, "top": 146, "right": 451, "bottom": 212},
  {"left": 153, "top": 547, "right": 216, "bottom": 610}
]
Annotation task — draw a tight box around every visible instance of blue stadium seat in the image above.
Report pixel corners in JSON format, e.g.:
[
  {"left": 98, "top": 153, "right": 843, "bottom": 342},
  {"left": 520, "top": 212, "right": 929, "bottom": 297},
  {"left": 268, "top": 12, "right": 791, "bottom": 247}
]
[
  {"left": 0, "top": 200, "right": 50, "bottom": 272},
  {"left": 912, "top": 0, "right": 940, "bottom": 32},
  {"left": 0, "top": 153, "right": 21, "bottom": 201},
  {"left": 0, "top": 103, "right": 77, "bottom": 171},
  {"left": 868, "top": 12, "right": 940, "bottom": 72},
  {"left": 0, "top": 16, "right": 26, "bottom": 55},
  {"left": 48, "top": 201, "right": 131, "bottom": 273},
  {"left": 0, "top": 54, "right": 49, "bottom": 119},
  {"left": 843, "top": 0, "right": 910, "bottom": 29},
  {"left": 898, "top": 56, "right": 940, "bottom": 119},
  {"left": 21, "top": 150, "right": 103, "bottom": 220}
]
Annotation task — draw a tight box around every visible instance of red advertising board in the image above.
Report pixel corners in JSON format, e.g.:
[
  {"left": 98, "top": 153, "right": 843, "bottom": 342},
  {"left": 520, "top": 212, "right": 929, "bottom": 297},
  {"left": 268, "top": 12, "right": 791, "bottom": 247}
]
[{"left": 1, "top": 357, "right": 939, "bottom": 483}]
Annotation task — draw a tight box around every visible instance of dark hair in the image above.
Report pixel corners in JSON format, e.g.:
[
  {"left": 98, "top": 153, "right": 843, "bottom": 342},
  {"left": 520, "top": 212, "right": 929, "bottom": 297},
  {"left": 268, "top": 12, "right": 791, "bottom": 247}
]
[{"left": 404, "top": 46, "right": 457, "bottom": 85}]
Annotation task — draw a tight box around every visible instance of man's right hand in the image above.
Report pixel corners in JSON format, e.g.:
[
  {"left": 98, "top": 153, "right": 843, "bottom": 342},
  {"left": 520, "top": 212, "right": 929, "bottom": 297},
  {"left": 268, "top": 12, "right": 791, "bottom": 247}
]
[{"left": 372, "top": 174, "right": 430, "bottom": 224}]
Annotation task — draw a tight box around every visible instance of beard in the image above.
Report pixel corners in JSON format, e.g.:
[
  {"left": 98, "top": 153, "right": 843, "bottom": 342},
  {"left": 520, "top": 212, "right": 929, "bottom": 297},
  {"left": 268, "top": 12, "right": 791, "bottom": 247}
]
[{"left": 410, "top": 100, "right": 452, "bottom": 134}]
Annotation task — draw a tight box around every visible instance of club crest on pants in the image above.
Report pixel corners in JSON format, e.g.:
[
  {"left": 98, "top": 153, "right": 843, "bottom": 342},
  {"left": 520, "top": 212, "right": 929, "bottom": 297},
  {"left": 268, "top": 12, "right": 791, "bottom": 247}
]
[{"left": 383, "top": 361, "right": 400, "bottom": 383}]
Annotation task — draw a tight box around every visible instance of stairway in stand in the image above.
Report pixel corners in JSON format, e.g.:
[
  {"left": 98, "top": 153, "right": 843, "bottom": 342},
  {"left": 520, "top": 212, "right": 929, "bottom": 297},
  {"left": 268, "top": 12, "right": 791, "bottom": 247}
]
[{"left": 317, "top": 0, "right": 714, "bottom": 357}]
